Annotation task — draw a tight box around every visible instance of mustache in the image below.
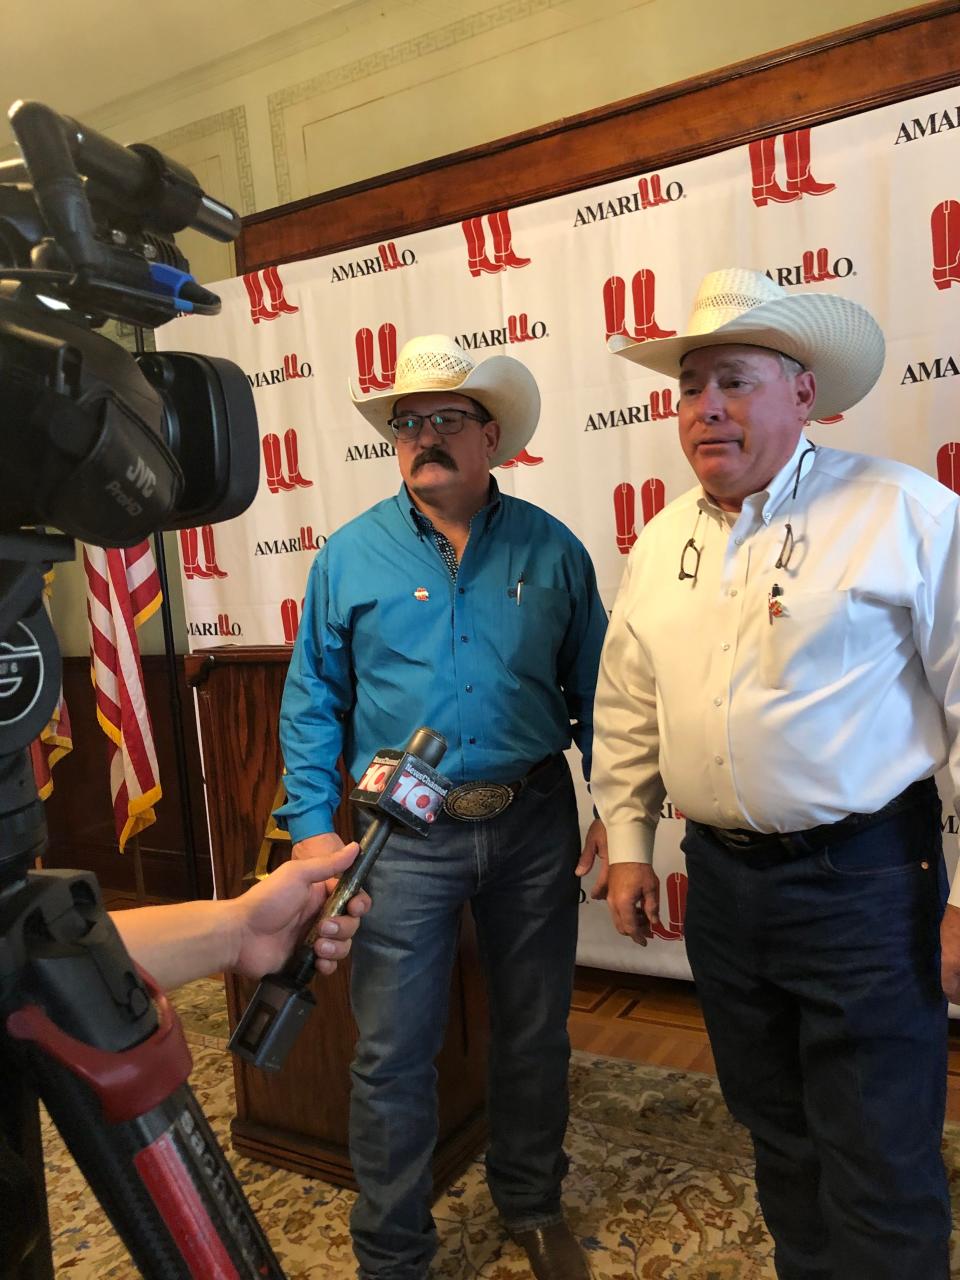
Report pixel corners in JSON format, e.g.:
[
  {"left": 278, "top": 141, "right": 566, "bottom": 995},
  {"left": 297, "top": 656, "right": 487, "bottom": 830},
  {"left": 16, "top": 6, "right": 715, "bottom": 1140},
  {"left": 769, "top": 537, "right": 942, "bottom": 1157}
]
[{"left": 412, "top": 445, "right": 458, "bottom": 474}]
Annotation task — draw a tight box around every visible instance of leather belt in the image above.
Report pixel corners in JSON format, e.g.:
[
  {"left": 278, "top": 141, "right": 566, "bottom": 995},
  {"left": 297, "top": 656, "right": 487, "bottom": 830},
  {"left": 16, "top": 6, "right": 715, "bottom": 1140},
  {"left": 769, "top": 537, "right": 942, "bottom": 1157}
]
[
  {"left": 696, "top": 777, "right": 937, "bottom": 858},
  {"left": 443, "top": 754, "right": 560, "bottom": 822}
]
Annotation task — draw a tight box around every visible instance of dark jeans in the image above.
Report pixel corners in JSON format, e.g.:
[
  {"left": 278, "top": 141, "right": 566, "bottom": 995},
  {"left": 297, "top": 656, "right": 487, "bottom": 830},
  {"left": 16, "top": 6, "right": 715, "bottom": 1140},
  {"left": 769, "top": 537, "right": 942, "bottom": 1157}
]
[
  {"left": 682, "top": 786, "right": 950, "bottom": 1280},
  {"left": 348, "top": 754, "right": 581, "bottom": 1280}
]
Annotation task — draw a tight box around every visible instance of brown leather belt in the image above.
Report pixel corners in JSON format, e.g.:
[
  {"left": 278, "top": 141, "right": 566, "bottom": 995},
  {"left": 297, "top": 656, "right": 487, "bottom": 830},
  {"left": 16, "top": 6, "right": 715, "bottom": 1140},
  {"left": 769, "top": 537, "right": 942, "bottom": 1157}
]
[
  {"left": 696, "top": 777, "right": 936, "bottom": 858},
  {"left": 443, "top": 754, "right": 560, "bottom": 821}
]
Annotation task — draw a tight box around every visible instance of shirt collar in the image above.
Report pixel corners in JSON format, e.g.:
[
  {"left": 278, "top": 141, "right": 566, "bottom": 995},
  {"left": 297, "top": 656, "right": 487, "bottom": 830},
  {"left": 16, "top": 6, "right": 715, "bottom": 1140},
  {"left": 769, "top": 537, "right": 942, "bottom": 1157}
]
[
  {"left": 696, "top": 432, "right": 816, "bottom": 526},
  {"left": 397, "top": 476, "right": 503, "bottom": 538}
]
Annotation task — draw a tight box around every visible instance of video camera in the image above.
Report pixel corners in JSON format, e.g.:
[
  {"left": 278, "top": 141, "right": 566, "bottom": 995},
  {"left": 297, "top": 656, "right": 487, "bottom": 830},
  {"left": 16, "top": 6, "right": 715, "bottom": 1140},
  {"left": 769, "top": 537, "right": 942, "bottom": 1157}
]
[
  {"left": 0, "top": 97, "right": 259, "bottom": 547},
  {"left": 0, "top": 95, "right": 260, "bottom": 855},
  {"left": 0, "top": 100, "right": 272, "bottom": 1279}
]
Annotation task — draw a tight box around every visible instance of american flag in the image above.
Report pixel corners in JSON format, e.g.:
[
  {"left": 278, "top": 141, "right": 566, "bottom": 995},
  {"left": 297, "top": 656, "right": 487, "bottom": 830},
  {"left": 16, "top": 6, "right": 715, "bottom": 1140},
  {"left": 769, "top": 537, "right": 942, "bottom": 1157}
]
[
  {"left": 30, "top": 570, "right": 73, "bottom": 800},
  {"left": 82, "top": 541, "right": 163, "bottom": 850}
]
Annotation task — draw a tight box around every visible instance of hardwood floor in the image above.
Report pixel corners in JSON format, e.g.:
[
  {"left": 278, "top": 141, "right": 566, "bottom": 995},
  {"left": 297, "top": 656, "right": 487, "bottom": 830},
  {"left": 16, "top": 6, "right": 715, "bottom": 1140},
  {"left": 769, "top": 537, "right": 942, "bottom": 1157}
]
[{"left": 570, "top": 965, "right": 960, "bottom": 1124}]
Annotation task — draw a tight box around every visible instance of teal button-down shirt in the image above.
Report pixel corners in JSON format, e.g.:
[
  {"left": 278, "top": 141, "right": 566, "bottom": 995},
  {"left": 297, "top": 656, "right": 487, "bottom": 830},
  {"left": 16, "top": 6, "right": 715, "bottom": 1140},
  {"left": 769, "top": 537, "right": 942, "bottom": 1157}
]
[{"left": 277, "top": 482, "right": 607, "bottom": 842}]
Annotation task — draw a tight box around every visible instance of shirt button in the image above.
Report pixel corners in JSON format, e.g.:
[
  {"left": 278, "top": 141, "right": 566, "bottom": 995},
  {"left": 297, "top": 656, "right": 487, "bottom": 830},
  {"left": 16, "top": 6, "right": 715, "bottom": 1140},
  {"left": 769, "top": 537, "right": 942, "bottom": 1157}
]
[
  {"left": 714, "top": 755, "right": 724, "bottom": 765},
  {"left": 721, "top": 642, "right": 730, "bottom": 651},
  {"left": 465, "top": 684, "right": 473, "bottom": 692},
  {"left": 468, "top": 736, "right": 476, "bottom": 744},
  {"left": 734, "top": 536, "right": 743, "bottom": 546},
  {"left": 458, "top": 587, "right": 465, "bottom": 595},
  {"left": 460, "top": 635, "right": 468, "bottom": 643},
  {"left": 713, "top": 696, "right": 723, "bottom": 706},
  {"left": 729, "top": 588, "right": 738, "bottom": 597}
]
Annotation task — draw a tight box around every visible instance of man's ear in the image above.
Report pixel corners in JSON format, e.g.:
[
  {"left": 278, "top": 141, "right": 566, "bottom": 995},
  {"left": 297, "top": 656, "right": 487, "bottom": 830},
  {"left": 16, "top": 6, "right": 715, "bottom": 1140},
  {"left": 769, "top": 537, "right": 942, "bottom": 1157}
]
[
  {"left": 796, "top": 369, "right": 817, "bottom": 418},
  {"left": 483, "top": 418, "right": 502, "bottom": 456}
]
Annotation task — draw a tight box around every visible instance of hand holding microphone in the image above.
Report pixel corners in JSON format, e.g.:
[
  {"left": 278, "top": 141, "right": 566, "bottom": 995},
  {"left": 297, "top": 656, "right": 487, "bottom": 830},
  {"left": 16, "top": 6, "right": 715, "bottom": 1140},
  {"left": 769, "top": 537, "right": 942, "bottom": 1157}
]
[{"left": 229, "top": 727, "right": 451, "bottom": 1071}]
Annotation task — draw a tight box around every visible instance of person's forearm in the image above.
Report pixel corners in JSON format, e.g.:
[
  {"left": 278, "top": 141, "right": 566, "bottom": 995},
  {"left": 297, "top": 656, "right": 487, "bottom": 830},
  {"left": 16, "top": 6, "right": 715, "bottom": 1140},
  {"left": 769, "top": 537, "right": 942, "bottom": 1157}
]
[{"left": 110, "top": 900, "right": 241, "bottom": 990}]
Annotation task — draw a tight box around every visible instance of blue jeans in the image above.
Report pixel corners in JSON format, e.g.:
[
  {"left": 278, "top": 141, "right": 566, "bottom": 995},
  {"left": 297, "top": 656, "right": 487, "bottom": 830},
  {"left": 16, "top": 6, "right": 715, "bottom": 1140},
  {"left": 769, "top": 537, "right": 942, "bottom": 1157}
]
[
  {"left": 348, "top": 754, "right": 581, "bottom": 1280},
  {"left": 682, "top": 784, "right": 950, "bottom": 1280}
]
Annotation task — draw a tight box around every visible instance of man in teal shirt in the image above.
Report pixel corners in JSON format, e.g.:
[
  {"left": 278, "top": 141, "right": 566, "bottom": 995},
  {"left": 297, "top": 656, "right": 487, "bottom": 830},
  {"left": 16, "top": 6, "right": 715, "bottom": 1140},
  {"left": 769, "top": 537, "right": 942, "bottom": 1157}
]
[{"left": 278, "top": 334, "right": 607, "bottom": 1280}]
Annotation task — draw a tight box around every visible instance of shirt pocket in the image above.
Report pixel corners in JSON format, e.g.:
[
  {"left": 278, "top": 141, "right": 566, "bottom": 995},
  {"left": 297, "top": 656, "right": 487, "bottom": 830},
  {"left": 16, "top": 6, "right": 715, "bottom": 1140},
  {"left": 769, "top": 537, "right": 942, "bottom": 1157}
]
[
  {"left": 758, "top": 588, "right": 850, "bottom": 691},
  {"left": 498, "top": 584, "right": 570, "bottom": 673}
]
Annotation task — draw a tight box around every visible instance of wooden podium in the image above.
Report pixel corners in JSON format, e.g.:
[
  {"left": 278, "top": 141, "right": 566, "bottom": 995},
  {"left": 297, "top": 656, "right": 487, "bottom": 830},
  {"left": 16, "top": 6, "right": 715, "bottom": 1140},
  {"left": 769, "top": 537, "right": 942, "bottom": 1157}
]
[{"left": 184, "top": 645, "right": 488, "bottom": 1190}]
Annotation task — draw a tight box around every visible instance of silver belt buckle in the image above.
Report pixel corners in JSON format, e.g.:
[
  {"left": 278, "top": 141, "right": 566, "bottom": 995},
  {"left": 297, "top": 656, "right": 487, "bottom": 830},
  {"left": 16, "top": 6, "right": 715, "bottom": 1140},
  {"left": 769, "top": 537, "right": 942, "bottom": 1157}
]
[{"left": 443, "top": 781, "right": 515, "bottom": 821}]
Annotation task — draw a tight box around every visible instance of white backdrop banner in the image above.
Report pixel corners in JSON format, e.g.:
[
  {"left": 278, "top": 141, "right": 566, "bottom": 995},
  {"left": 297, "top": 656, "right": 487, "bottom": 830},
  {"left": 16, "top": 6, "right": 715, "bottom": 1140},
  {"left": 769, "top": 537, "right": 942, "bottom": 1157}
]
[{"left": 157, "top": 86, "right": 960, "bottom": 977}]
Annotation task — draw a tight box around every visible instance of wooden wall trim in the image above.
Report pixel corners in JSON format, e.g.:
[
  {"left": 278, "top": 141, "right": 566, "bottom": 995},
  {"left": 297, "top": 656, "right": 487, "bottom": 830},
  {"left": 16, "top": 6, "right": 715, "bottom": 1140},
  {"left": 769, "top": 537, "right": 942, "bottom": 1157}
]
[{"left": 239, "top": 1, "right": 960, "bottom": 273}]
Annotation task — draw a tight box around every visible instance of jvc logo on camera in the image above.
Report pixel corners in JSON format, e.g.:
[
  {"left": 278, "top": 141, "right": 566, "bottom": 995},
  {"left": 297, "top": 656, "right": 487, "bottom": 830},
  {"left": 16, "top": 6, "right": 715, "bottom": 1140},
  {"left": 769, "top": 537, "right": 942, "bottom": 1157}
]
[
  {"left": 126, "top": 456, "right": 157, "bottom": 498},
  {"left": 105, "top": 454, "right": 157, "bottom": 516}
]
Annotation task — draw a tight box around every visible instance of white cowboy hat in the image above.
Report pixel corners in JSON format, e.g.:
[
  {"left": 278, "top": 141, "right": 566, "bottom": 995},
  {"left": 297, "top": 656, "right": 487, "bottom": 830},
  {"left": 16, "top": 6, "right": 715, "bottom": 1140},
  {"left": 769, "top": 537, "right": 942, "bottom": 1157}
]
[
  {"left": 608, "top": 267, "right": 885, "bottom": 419},
  {"left": 350, "top": 334, "right": 540, "bottom": 467}
]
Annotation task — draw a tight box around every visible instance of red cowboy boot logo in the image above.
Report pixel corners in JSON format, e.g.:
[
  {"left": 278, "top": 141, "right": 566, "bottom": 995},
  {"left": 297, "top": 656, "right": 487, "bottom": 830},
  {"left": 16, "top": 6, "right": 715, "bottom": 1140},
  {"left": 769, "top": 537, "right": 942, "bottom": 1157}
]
[
  {"left": 614, "top": 483, "right": 637, "bottom": 554},
  {"left": 179, "top": 526, "right": 227, "bottom": 579},
  {"left": 280, "top": 598, "right": 305, "bottom": 644},
  {"left": 378, "top": 242, "right": 404, "bottom": 270},
  {"left": 640, "top": 478, "right": 665, "bottom": 525},
  {"left": 283, "top": 353, "right": 307, "bottom": 379},
  {"left": 613, "top": 480, "right": 664, "bottom": 554},
  {"left": 507, "top": 314, "right": 536, "bottom": 343},
  {"left": 937, "top": 443, "right": 960, "bottom": 494},
  {"left": 262, "top": 434, "right": 294, "bottom": 493},
  {"left": 932, "top": 200, "right": 960, "bottom": 290},
  {"left": 179, "top": 527, "right": 209, "bottom": 580},
  {"left": 749, "top": 129, "right": 835, "bottom": 208},
  {"left": 284, "top": 428, "right": 312, "bottom": 488},
  {"left": 637, "top": 174, "right": 670, "bottom": 210},
  {"left": 355, "top": 324, "right": 398, "bottom": 393},
  {"left": 650, "top": 389, "right": 677, "bottom": 420},
  {"left": 650, "top": 872, "right": 688, "bottom": 941},
  {"left": 801, "top": 249, "right": 839, "bottom": 283},
  {"left": 300, "top": 526, "right": 319, "bottom": 551},
  {"left": 217, "top": 612, "right": 236, "bottom": 637},
  {"left": 603, "top": 271, "right": 677, "bottom": 342},
  {"left": 262, "top": 431, "right": 312, "bottom": 493},
  {"left": 241, "top": 266, "right": 299, "bottom": 324},
  {"left": 461, "top": 210, "right": 531, "bottom": 277},
  {"left": 499, "top": 448, "right": 544, "bottom": 469},
  {"left": 200, "top": 525, "right": 227, "bottom": 578}
]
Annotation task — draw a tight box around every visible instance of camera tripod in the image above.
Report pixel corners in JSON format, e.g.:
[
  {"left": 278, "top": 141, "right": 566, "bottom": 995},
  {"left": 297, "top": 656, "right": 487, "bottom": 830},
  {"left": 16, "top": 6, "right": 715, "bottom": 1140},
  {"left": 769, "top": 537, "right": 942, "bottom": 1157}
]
[{"left": 0, "top": 534, "right": 289, "bottom": 1279}]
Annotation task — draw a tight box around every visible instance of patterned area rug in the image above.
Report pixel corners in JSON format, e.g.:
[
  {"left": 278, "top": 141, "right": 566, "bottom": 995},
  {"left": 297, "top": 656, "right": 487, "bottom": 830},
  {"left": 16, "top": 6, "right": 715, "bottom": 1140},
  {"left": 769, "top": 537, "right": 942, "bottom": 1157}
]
[{"left": 41, "top": 978, "right": 960, "bottom": 1278}]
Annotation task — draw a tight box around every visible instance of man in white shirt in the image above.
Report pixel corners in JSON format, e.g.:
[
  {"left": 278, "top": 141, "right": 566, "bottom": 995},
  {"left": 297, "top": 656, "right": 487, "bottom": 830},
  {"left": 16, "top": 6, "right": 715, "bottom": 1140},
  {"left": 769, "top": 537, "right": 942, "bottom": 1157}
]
[{"left": 592, "top": 267, "right": 960, "bottom": 1280}]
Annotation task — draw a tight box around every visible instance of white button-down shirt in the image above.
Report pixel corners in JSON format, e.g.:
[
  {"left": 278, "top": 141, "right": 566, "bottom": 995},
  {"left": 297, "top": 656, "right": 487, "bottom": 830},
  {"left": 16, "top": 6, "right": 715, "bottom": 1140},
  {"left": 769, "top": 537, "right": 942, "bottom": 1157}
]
[{"left": 592, "top": 434, "right": 960, "bottom": 903}]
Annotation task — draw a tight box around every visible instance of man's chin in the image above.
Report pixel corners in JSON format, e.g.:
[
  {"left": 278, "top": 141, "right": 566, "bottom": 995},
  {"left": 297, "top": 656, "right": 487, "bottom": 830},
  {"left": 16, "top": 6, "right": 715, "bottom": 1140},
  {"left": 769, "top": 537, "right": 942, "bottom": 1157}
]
[
  {"left": 409, "top": 470, "right": 456, "bottom": 497},
  {"left": 412, "top": 459, "right": 456, "bottom": 479}
]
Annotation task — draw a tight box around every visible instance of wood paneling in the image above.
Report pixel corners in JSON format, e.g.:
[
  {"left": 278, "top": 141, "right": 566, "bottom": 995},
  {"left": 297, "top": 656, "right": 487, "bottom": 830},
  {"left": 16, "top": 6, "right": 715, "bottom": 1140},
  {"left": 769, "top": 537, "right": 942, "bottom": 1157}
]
[
  {"left": 185, "top": 644, "right": 489, "bottom": 1188},
  {"left": 238, "top": 2, "right": 960, "bottom": 273}
]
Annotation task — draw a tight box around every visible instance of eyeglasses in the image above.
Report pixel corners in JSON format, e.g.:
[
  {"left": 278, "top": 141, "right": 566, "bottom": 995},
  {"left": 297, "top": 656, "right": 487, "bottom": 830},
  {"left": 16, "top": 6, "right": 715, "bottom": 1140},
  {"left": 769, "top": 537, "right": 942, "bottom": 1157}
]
[
  {"left": 387, "top": 409, "right": 488, "bottom": 440},
  {"left": 678, "top": 512, "right": 704, "bottom": 580},
  {"left": 774, "top": 445, "right": 816, "bottom": 570},
  {"left": 677, "top": 444, "right": 817, "bottom": 584},
  {"left": 678, "top": 539, "right": 701, "bottom": 580}
]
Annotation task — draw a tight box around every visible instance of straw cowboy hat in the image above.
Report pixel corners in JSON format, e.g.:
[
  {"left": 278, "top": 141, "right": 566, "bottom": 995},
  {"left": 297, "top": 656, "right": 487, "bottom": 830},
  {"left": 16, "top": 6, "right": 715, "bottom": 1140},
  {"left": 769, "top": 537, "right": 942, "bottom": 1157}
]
[
  {"left": 350, "top": 334, "right": 540, "bottom": 468},
  {"left": 608, "top": 267, "right": 885, "bottom": 419}
]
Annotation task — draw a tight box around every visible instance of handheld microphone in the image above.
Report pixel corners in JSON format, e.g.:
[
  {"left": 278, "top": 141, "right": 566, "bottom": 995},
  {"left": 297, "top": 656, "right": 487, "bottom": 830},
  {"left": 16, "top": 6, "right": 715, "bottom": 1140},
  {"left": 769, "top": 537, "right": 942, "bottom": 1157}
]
[{"left": 228, "top": 727, "right": 450, "bottom": 1072}]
